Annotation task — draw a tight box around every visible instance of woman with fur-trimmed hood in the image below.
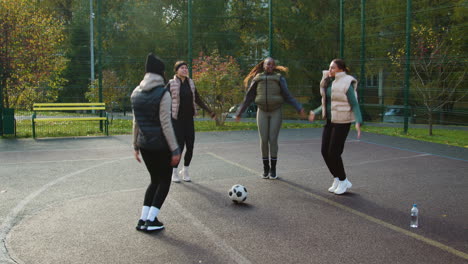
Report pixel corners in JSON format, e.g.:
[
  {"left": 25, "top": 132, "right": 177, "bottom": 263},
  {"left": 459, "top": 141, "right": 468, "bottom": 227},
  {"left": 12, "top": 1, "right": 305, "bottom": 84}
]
[{"left": 131, "top": 53, "right": 181, "bottom": 232}]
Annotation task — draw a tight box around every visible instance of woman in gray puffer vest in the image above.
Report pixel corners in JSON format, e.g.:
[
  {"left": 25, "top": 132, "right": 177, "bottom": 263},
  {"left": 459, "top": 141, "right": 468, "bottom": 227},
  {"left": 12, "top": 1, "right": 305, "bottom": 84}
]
[
  {"left": 131, "top": 53, "right": 181, "bottom": 232},
  {"left": 236, "top": 57, "right": 305, "bottom": 179}
]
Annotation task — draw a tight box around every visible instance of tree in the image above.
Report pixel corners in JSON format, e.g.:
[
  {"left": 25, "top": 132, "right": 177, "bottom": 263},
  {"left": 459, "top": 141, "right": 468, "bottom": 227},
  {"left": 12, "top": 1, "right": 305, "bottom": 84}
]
[
  {"left": 192, "top": 51, "right": 243, "bottom": 126},
  {"left": 388, "top": 25, "right": 466, "bottom": 135},
  {"left": 85, "top": 70, "right": 128, "bottom": 113},
  {"left": 0, "top": 0, "right": 67, "bottom": 109}
]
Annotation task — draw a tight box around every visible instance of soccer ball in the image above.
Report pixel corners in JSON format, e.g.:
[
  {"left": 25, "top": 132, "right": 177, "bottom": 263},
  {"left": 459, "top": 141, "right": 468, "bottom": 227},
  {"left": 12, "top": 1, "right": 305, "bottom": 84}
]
[{"left": 228, "top": 184, "right": 248, "bottom": 203}]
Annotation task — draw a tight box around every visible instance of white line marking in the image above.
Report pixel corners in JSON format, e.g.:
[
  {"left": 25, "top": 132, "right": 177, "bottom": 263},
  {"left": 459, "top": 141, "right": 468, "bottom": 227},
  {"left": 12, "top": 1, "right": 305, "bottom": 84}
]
[
  {"left": 168, "top": 198, "right": 252, "bottom": 264},
  {"left": 263, "top": 153, "right": 432, "bottom": 175},
  {"left": 0, "top": 157, "right": 130, "bottom": 165},
  {"left": 207, "top": 152, "right": 468, "bottom": 261},
  {"left": 0, "top": 157, "right": 130, "bottom": 263},
  {"left": 354, "top": 153, "right": 431, "bottom": 166},
  {"left": 0, "top": 146, "right": 128, "bottom": 154}
]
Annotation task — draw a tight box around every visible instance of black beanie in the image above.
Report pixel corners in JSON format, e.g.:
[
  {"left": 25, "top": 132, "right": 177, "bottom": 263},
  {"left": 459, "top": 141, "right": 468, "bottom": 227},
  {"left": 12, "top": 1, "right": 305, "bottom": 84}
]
[
  {"left": 174, "top": 61, "right": 188, "bottom": 73},
  {"left": 145, "top": 53, "right": 165, "bottom": 75}
]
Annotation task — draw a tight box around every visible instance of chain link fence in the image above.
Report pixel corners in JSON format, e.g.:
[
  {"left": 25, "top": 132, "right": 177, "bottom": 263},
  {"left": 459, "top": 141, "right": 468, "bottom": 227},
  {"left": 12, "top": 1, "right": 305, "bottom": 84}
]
[{"left": 1, "top": 0, "right": 466, "bottom": 137}]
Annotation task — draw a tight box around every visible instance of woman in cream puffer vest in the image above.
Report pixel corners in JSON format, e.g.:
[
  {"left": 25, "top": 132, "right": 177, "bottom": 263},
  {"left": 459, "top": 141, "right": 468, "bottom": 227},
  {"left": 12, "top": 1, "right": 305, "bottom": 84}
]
[
  {"left": 168, "top": 61, "right": 215, "bottom": 183},
  {"left": 309, "top": 59, "right": 362, "bottom": 195}
]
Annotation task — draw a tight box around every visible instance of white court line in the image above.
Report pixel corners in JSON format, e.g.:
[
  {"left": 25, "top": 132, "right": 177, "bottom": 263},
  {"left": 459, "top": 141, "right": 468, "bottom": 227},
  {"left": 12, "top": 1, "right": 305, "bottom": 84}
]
[
  {"left": 207, "top": 152, "right": 468, "bottom": 261},
  {"left": 353, "top": 153, "right": 431, "bottom": 166},
  {"left": 0, "top": 157, "right": 131, "bottom": 264},
  {"left": 1, "top": 157, "right": 128, "bottom": 166},
  {"left": 1, "top": 154, "right": 252, "bottom": 264},
  {"left": 265, "top": 153, "right": 431, "bottom": 175},
  {"left": 168, "top": 199, "right": 252, "bottom": 264},
  {"left": 0, "top": 146, "right": 128, "bottom": 153}
]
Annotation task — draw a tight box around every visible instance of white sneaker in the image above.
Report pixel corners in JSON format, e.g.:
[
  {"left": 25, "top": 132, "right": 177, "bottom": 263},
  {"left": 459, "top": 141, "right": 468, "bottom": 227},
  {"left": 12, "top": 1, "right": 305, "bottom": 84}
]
[
  {"left": 171, "top": 168, "right": 180, "bottom": 183},
  {"left": 334, "top": 179, "right": 352, "bottom": 195},
  {"left": 180, "top": 166, "right": 191, "bottom": 182},
  {"left": 328, "top": 178, "right": 339, "bottom": 193}
]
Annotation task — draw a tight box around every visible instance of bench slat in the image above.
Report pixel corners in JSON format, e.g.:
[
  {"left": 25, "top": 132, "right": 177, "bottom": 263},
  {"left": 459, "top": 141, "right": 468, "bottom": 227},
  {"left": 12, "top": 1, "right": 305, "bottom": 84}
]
[
  {"left": 32, "top": 102, "right": 109, "bottom": 138},
  {"left": 33, "top": 103, "right": 105, "bottom": 106},
  {"left": 33, "top": 107, "right": 105, "bottom": 111},
  {"left": 34, "top": 117, "right": 108, "bottom": 122}
]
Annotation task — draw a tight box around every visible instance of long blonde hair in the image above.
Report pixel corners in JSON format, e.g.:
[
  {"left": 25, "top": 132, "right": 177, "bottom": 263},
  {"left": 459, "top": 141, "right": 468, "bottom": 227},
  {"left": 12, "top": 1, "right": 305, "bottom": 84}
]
[{"left": 243, "top": 57, "right": 288, "bottom": 89}]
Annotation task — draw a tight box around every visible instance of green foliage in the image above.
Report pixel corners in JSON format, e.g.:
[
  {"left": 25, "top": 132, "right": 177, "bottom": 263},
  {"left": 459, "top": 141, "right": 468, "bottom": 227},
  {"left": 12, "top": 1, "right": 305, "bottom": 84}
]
[
  {"left": 86, "top": 70, "right": 128, "bottom": 111},
  {"left": 0, "top": 0, "right": 68, "bottom": 109},
  {"left": 2, "top": 0, "right": 467, "bottom": 129},
  {"left": 192, "top": 51, "right": 244, "bottom": 126},
  {"left": 388, "top": 24, "right": 467, "bottom": 134}
]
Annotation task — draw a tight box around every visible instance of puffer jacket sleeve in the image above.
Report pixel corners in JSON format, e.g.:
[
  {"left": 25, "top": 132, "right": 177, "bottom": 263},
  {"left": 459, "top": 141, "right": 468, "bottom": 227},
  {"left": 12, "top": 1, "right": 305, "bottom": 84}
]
[
  {"left": 236, "top": 81, "right": 257, "bottom": 117},
  {"left": 132, "top": 114, "right": 140, "bottom": 150},
  {"left": 160, "top": 91, "right": 180, "bottom": 155}
]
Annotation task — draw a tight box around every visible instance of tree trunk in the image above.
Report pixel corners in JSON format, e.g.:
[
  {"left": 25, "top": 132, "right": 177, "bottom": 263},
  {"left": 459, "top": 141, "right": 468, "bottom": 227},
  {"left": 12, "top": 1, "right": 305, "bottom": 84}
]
[
  {"left": 428, "top": 111, "right": 433, "bottom": 136},
  {"left": 1, "top": 79, "right": 9, "bottom": 108}
]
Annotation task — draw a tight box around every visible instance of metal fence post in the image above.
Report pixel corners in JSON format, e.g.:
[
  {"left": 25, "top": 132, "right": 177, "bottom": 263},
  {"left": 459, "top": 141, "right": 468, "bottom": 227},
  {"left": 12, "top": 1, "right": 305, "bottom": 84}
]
[
  {"left": 90, "top": 0, "right": 95, "bottom": 90},
  {"left": 269, "top": 0, "right": 273, "bottom": 57},
  {"left": 0, "top": 62, "right": 3, "bottom": 136},
  {"left": 0, "top": 23, "right": 3, "bottom": 136},
  {"left": 97, "top": 0, "right": 104, "bottom": 131},
  {"left": 339, "top": 0, "right": 344, "bottom": 59},
  {"left": 359, "top": 0, "right": 366, "bottom": 104},
  {"left": 188, "top": 0, "right": 193, "bottom": 78},
  {"left": 404, "top": 0, "right": 412, "bottom": 133}
]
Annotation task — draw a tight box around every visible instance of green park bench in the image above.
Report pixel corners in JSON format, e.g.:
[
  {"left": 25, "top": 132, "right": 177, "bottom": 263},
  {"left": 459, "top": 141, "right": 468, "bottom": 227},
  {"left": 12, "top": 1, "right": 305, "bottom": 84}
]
[{"left": 32, "top": 103, "right": 109, "bottom": 138}]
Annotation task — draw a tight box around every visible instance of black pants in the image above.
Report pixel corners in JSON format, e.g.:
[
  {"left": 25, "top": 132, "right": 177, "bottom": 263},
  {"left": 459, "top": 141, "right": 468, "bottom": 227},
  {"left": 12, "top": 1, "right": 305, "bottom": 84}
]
[
  {"left": 140, "top": 148, "right": 172, "bottom": 209},
  {"left": 321, "top": 120, "right": 351, "bottom": 181},
  {"left": 173, "top": 117, "right": 195, "bottom": 167}
]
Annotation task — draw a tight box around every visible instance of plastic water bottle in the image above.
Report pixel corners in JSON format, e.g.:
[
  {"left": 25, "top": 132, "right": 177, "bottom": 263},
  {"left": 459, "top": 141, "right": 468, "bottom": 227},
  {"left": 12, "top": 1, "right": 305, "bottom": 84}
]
[{"left": 410, "top": 204, "right": 419, "bottom": 228}]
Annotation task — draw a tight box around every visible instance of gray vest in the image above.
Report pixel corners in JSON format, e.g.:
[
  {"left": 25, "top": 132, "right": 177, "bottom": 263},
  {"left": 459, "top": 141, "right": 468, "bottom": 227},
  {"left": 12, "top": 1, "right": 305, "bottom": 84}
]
[
  {"left": 131, "top": 86, "right": 169, "bottom": 151},
  {"left": 253, "top": 73, "right": 284, "bottom": 112}
]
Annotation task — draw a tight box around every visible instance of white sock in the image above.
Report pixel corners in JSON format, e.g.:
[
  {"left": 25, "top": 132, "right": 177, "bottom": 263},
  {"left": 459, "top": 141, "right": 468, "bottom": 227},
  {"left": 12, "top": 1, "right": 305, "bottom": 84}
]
[
  {"left": 183, "top": 166, "right": 189, "bottom": 172},
  {"left": 147, "top": 206, "right": 160, "bottom": 221},
  {"left": 172, "top": 168, "right": 178, "bottom": 174},
  {"left": 140, "top": 206, "right": 150, "bottom": 221}
]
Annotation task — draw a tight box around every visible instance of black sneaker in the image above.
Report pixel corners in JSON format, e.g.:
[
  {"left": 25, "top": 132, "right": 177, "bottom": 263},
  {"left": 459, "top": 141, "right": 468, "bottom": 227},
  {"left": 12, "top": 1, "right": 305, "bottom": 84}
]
[
  {"left": 136, "top": 219, "right": 146, "bottom": 231},
  {"left": 145, "top": 218, "right": 164, "bottom": 231}
]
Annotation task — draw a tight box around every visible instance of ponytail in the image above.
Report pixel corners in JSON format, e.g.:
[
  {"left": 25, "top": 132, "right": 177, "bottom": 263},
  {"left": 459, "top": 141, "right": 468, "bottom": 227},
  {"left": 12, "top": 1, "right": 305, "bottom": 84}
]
[{"left": 243, "top": 60, "right": 264, "bottom": 89}]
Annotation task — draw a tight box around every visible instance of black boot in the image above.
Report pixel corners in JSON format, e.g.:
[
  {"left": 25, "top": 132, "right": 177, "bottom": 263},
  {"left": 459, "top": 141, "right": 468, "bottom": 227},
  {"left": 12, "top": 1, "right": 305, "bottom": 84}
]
[
  {"left": 262, "top": 158, "right": 270, "bottom": 179},
  {"left": 270, "top": 158, "right": 277, "bottom": 179}
]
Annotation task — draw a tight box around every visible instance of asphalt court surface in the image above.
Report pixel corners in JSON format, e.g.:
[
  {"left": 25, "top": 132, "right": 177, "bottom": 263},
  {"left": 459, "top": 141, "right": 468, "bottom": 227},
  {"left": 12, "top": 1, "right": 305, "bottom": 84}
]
[{"left": 0, "top": 128, "right": 467, "bottom": 263}]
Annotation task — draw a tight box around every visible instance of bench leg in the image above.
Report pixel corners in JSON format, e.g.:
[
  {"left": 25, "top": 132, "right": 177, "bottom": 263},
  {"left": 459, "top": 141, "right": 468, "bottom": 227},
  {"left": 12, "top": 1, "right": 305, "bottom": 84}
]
[{"left": 32, "top": 120, "right": 36, "bottom": 138}]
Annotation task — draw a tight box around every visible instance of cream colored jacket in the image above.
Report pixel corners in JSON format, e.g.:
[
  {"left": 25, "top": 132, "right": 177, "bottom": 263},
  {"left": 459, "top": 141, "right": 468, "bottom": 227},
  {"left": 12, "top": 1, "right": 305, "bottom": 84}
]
[
  {"left": 168, "top": 75, "right": 197, "bottom": 120},
  {"left": 320, "top": 71, "right": 358, "bottom": 123}
]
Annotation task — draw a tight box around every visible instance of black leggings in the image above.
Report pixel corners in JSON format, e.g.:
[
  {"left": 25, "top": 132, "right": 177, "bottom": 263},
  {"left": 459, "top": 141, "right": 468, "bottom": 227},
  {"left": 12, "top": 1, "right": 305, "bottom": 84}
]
[
  {"left": 140, "top": 148, "right": 172, "bottom": 209},
  {"left": 321, "top": 120, "right": 351, "bottom": 181},
  {"left": 173, "top": 118, "right": 195, "bottom": 167}
]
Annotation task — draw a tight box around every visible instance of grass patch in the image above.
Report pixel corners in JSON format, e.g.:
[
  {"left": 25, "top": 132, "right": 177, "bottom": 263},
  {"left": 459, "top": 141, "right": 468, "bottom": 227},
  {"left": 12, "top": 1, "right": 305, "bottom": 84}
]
[
  {"left": 361, "top": 126, "right": 468, "bottom": 148},
  {"left": 3, "top": 118, "right": 466, "bottom": 148},
  {"left": 194, "top": 120, "right": 321, "bottom": 131}
]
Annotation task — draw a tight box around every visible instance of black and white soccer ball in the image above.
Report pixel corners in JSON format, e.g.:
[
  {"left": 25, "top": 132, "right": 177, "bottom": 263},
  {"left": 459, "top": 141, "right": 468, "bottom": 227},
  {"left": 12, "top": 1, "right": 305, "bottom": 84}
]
[{"left": 228, "top": 184, "right": 248, "bottom": 203}]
